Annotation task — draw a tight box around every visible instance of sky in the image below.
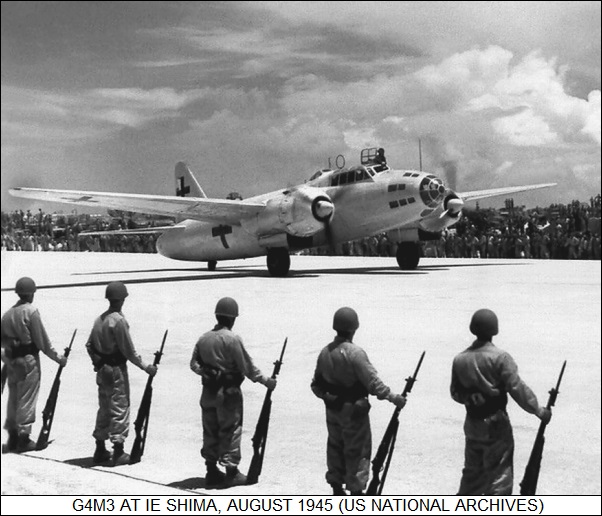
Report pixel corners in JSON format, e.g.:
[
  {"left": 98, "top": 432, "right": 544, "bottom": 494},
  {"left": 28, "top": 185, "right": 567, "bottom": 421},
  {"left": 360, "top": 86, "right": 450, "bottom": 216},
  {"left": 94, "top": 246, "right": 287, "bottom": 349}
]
[{"left": 1, "top": 1, "right": 601, "bottom": 212}]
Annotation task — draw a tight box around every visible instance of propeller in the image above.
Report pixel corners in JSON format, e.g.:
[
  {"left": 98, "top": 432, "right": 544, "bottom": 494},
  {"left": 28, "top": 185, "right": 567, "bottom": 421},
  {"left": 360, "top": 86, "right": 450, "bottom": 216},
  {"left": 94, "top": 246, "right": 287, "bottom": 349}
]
[{"left": 311, "top": 196, "right": 336, "bottom": 254}]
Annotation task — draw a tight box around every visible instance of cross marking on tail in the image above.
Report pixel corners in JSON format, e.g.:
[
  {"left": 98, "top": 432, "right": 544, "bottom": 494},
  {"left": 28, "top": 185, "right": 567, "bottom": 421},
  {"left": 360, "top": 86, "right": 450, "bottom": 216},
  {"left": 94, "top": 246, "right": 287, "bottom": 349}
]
[{"left": 176, "top": 177, "right": 190, "bottom": 197}]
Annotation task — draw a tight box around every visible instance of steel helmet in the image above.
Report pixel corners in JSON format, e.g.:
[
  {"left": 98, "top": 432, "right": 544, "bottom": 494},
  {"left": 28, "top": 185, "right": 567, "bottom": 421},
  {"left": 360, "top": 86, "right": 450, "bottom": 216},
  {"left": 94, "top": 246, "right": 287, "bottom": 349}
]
[
  {"left": 333, "top": 307, "right": 359, "bottom": 332},
  {"left": 15, "top": 277, "right": 37, "bottom": 295},
  {"left": 105, "top": 281, "right": 129, "bottom": 301},
  {"left": 470, "top": 309, "right": 499, "bottom": 339},
  {"left": 215, "top": 297, "right": 239, "bottom": 318}
]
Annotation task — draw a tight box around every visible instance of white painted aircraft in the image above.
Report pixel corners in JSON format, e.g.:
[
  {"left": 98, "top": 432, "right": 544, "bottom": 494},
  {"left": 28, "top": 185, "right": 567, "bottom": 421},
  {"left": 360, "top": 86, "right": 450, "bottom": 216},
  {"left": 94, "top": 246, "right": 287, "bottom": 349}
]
[{"left": 9, "top": 148, "right": 555, "bottom": 276}]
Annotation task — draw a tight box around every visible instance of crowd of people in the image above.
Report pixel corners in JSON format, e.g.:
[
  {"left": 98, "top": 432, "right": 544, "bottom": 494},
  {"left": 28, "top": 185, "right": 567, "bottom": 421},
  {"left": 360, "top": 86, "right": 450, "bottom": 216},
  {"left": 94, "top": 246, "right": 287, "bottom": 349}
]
[
  {"left": 1, "top": 209, "right": 159, "bottom": 254},
  {"left": 2, "top": 195, "right": 600, "bottom": 260}
]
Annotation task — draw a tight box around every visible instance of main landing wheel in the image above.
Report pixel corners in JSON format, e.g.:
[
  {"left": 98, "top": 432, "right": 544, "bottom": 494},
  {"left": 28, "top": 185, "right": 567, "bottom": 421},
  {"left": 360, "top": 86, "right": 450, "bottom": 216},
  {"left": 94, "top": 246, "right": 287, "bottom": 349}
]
[
  {"left": 266, "top": 248, "right": 291, "bottom": 277},
  {"left": 396, "top": 242, "right": 420, "bottom": 270},
  {"left": 207, "top": 260, "right": 217, "bottom": 271}
]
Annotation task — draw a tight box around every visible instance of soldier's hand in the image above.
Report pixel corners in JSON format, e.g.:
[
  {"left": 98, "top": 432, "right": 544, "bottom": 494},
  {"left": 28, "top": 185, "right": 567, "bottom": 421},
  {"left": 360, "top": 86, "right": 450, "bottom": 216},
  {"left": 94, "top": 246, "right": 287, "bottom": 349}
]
[
  {"left": 388, "top": 393, "right": 407, "bottom": 409},
  {"left": 58, "top": 355, "right": 68, "bottom": 367},
  {"left": 263, "top": 377, "right": 276, "bottom": 391},
  {"left": 145, "top": 364, "right": 158, "bottom": 377},
  {"left": 537, "top": 407, "right": 552, "bottom": 424}
]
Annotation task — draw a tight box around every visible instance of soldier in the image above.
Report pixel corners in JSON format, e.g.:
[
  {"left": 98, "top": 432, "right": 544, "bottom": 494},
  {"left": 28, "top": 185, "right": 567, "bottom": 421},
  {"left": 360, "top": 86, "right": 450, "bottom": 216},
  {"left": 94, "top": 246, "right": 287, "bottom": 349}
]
[
  {"left": 190, "top": 297, "right": 276, "bottom": 488},
  {"left": 86, "top": 281, "right": 157, "bottom": 466},
  {"left": 450, "top": 309, "right": 552, "bottom": 494},
  {"left": 1, "top": 277, "right": 68, "bottom": 452},
  {"left": 311, "top": 307, "right": 406, "bottom": 496}
]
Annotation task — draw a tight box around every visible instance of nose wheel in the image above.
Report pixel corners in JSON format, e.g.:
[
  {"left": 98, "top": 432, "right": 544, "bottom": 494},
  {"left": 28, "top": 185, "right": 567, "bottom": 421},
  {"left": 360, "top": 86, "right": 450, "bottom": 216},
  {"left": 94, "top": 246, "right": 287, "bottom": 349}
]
[
  {"left": 396, "top": 242, "right": 420, "bottom": 270},
  {"left": 266, "top": 248, "right": 290, "bottom": 277}
]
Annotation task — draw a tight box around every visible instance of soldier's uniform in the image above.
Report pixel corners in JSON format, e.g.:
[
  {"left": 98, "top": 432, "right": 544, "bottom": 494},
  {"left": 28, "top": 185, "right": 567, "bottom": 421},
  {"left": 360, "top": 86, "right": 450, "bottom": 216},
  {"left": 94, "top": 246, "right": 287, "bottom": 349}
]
[
  {"left": 86, "top": 282, "right": 155, "bottom": 465},
  {"left": 191, "top": 325, "right": 267, "bottom": 469},
  {"left": 311, "top": 307, "right": 405, "bottom": 495},
  {"left": 87, "top": 311, "right": 150, "bottom": 444},
  {"left": 190, "top": 297, "right": 274, "bottom": 487},
  {"left": 1, "top": 278, "right": 65, "bottom": 452},
  {"left": 451, "top": 309, "right": 549, "bottom": 495}
]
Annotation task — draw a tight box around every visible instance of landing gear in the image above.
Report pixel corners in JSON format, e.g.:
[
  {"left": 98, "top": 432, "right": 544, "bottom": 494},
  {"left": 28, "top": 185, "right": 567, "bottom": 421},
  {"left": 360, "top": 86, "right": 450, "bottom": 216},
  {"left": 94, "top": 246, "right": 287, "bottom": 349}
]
[
  {"left": 208, "top": 260, "right": 217, "bottom": 271},
  {"left": 266, "top": 248, "right": 291, "bottom": 277},
  {"left": 396, "top": 242, "right": 420, "bottom": 270}
]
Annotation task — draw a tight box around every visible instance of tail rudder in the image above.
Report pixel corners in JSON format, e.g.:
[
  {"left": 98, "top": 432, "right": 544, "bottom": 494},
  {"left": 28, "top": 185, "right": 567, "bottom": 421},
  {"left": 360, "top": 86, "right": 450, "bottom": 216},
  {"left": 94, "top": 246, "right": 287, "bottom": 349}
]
[{"left": 175, "top": 162, "right": 207, "bottom": 198}]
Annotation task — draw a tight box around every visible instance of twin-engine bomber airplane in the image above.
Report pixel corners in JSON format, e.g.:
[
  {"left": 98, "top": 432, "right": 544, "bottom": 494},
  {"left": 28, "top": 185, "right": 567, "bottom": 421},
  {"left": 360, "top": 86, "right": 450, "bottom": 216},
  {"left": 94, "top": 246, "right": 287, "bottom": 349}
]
[{"left": 10, "top": 147, "right": 555, "bottom": 276}]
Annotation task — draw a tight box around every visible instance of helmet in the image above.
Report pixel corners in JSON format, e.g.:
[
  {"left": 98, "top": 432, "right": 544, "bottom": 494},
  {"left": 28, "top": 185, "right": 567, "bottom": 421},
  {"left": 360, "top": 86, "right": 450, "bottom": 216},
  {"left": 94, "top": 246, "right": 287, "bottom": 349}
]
[
  {"left": 470, "top": 309, "right": 499, "bottom": 339},
  {"left": 15, "top": 277, "right": 36, "bottom": 295},
  {"left": 105, "top": 281, "right": 129, "bottom": 301},
  {"left": 215, "top": 297, "right": 239, "bottom": 318},
  {"left": 333, "top": 307, "right": 359, "bottom": 332}
]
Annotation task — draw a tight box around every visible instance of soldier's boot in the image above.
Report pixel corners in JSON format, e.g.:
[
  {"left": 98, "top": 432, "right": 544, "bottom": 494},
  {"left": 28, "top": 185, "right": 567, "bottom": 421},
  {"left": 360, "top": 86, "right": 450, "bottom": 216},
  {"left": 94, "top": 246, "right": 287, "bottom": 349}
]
[
  {"left": 205, "top": 461, "right": 226, "bottom": 488},
  {"left": 349, "top": 490, "right": 363, "bottom": 496},
  {"left": 112, "top": 442, "right": 130, "bottom": 466},
  {"left": 4, "top": 431, "right": 19, "bottom": 453},
  {"left": 223, "top": 467, "right": 247, "bottom": 488},
  {"left": 15, "top": 433, "right": 37, "bottom": 453},
  {"left": 330, "top": 483, "right": 346, "bottom": 495},
  {"left": 93, "top": 440, "right": 112, "bottom": 464}
]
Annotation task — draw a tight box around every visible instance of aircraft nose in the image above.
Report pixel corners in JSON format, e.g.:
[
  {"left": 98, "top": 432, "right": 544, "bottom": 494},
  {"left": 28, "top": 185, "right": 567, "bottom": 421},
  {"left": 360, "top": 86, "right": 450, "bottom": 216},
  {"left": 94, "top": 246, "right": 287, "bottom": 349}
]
[{"left": 312, "top": 198, "right": 334, "bottom": 221}]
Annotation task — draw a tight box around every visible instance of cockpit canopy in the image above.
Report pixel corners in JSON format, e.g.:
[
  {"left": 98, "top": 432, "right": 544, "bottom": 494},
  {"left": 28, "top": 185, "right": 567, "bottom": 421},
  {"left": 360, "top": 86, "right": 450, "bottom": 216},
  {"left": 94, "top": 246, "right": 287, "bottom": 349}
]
[{"left": 330, "top": 166, "right": 372, "bottom": 186}]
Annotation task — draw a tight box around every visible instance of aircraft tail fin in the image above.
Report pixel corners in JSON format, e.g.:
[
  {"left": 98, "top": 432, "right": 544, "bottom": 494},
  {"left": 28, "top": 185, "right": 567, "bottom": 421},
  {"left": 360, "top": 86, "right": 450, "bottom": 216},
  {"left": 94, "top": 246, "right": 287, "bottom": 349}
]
[{"left": 175, "top": 162, "right": 207, "bottom": 198}]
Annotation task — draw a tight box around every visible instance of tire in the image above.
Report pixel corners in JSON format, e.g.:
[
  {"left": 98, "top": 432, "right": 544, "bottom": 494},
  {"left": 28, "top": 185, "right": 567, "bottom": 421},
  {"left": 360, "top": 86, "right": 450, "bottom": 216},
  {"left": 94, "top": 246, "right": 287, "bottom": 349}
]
[
  {"left": 266, "top": 248, "right": 291, "bottom": 277},
  {"left": 207, "top": 260, "right": 217, "bottom": 271},
  {"left": 396, "top": 242, "right": 420, "bottom": 270}
]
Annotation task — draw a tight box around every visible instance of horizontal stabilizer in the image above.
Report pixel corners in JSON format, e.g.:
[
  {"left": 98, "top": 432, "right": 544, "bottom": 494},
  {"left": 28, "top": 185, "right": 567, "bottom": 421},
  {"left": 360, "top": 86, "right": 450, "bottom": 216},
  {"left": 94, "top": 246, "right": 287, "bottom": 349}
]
[
  {"left": 78, "top": 225, "right": 184, "bottom": 237},
  {"left": 9, "top": 187, "right": 265, "bottom": 226}
]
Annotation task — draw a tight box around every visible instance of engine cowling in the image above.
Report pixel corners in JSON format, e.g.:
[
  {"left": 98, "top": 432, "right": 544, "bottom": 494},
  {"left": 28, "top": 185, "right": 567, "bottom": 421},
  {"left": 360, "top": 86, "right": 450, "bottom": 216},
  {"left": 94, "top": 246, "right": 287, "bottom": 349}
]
[
  {"left": 419, "top": 192, "right": 464, "bottom": 232},
  {"left": 249, "top": 186, "right": 334, "bottom": 239}
]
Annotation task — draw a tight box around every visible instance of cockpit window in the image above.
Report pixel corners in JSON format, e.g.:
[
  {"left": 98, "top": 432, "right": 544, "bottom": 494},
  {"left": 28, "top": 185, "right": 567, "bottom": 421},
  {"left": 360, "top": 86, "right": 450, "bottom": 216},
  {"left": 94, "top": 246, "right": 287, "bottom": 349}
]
[{"left": 330, "top": 166, "right": 372, "bottom": 187}]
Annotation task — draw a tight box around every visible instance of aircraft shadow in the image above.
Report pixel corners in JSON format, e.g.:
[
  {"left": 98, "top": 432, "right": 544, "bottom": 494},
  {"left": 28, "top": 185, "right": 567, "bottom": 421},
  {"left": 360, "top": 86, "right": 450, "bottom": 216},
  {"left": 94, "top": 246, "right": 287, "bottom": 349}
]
[{"left": 0, "top": 261, "right": 528, "bottom": 292}]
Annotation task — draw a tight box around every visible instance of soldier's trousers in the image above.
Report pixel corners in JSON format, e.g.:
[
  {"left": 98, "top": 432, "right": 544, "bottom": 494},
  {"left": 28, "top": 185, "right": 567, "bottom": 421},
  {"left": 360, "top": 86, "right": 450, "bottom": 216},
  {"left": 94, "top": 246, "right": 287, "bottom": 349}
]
[
  {"left": 4, "top": 354, "right": 41, "bottom": 436},
  {"left": 325, "top": 401, "right": 372, "bottom": 493},
  {"left": 458, "top": 410, "right": 514, "bottom": 495},
  {"left": 93, "top": 364, "right": 130, "bottom": 444},
  {"left": 200, "top": 386, "right": 243, "bottom": 469}
]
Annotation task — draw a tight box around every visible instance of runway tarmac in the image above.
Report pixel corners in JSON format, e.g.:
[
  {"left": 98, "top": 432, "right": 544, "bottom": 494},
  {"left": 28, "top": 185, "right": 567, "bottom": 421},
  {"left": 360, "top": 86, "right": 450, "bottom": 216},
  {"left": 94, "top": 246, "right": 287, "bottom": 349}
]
[{"left": 1, "top": 251, "right": 600, "bottom": 495}]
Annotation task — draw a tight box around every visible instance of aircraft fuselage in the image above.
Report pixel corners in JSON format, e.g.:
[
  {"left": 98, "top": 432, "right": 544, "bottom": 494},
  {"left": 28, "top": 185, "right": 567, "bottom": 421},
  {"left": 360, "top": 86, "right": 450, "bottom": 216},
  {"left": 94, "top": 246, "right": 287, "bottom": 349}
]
[{"left": 156, "top": 167, "right": 447, "bottom": 261}]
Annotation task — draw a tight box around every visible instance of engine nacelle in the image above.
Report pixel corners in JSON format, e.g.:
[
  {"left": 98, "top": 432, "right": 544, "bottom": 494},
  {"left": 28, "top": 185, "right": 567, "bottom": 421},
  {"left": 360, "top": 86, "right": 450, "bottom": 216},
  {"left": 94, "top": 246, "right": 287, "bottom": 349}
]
[
  {"left": 419, "top": 193, "right": 463, "bottom": 232},
  {"left": 244, "top": 186, "right": 334, "bottom": 239}
]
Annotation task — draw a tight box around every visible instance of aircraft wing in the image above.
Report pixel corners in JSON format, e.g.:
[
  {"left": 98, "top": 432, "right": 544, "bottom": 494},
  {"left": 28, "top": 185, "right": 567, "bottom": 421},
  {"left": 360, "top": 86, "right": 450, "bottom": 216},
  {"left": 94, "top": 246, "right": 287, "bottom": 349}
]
[
  {"left": 458, "top": 183, "right": 557, "bottom": 203},
  {"left": 9, "top": 187, "right": 265, "bottom": 225}
]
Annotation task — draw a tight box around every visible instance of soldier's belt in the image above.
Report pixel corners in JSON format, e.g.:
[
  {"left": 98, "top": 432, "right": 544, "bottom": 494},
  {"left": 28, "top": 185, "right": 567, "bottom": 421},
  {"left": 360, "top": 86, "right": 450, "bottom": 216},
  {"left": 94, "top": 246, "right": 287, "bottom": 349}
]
[{"left": 11, "top": 343, "right": 40, "bottom": 358}]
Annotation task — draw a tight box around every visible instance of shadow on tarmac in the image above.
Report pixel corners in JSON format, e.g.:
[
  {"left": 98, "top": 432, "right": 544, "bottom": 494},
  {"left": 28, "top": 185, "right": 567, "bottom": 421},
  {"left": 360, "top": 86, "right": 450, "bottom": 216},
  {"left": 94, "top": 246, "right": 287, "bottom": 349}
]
[
  {"left": 167, "top": 477, "right": 208, "bottom": 490},
  {"left": 0, "top": 261, "right": 526, "bottom": 292}
]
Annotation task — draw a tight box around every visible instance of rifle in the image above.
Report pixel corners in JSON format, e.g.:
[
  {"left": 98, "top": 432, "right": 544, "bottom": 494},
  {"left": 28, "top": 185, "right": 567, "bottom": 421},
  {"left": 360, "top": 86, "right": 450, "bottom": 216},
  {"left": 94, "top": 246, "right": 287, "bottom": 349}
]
[
  {"left": 246, "top": 337, "right": 288, "bottom": 485},
  {"left": 520, "top": 360, "right": 567, "bottom": 495},
  {"left": 129, "top": 330, "right": 168, "bottom": 464},
  {"left": 366, "top": 350, "right": 426, "bottom": 495},
  {"left": 1, "top": 364, "right": 6, "bottom": 394},
  {"left": 36, "top": 329, "right": 77, "bottom": 450}
]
